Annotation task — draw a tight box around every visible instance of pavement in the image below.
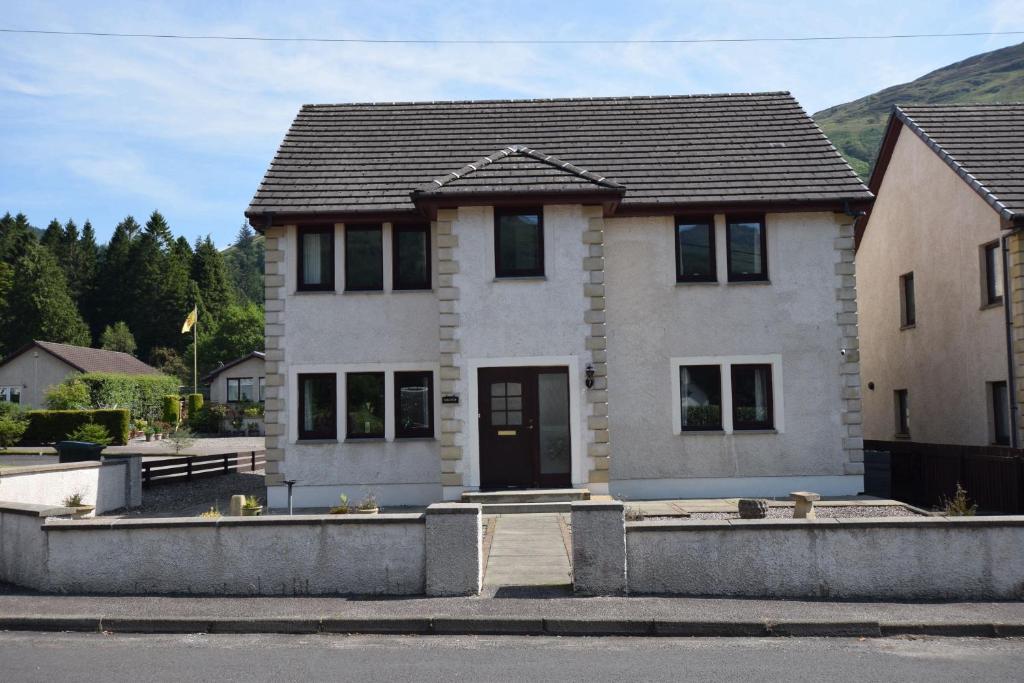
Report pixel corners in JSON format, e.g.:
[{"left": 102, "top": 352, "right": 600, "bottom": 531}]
[
  {"left": 1, "top": 587, "right": 1023, "bottom": 637},
  {"left": 483, "top": 513, "right": 572, "bottom": 595},
  {"left": 3, "top": 632, "right": 1023, "bottom": 682}
]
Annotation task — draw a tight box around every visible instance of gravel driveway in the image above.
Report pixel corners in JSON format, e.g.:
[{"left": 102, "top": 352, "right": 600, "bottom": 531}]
[
  {"left": 685, "top": 505, "right": 924, "bottom": 520},
  {"left": 111, "top": 470, "right": 266, "bottom": 518}
]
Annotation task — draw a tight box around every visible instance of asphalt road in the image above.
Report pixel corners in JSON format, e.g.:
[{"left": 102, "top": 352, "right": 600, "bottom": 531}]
[{"left": 1, "top": 633, "right": 1022, "bottom": 682}]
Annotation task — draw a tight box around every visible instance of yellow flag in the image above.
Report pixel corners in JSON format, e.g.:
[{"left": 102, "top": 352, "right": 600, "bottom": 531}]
[{"left": 181, "top": 307, "right": 197, "bottom": 334}]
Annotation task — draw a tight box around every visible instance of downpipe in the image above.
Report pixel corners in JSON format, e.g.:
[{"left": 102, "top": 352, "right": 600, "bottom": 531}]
[{"left": 1002, "top": 228, "right": 1021, "bottom": 448}]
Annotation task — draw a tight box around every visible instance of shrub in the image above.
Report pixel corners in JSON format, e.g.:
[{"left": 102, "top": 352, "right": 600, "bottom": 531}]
[
  {"left": 941, "top": 482, "right": 978, "bottom": 517},
  {"left": 187, "top": 393, "right": 203, "bottom": 419},
  {"left": 162, "top": 395, "right": 181, "bottom": 425},
  {"left": 67, "top": 423, "right": 113, "bottom": 446},
  {"left": 191, "top": 403, "right": 228, "bottom": 434},
  {"left": 44, "top": 379, "right": 91, "bottom": 410},
  {"left": 24, "top": 409, "right": 130, "bottom": 445},
  {"left": 0, "top": 403, "right": 29, "bottom": 451},
  {"left": 167, "top": 428, "right": 195, "bottom": 455},
  {"left": 52, "top": 372, "right": 180, "bottom": 420},
  {"left": 62, "top": 491, "right": 85, "bottom": 507}
]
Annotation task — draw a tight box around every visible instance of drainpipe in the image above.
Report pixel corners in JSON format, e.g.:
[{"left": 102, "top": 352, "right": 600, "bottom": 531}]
[{"left": 1001, "top": 227, "right": 1022, "bottom": 448}]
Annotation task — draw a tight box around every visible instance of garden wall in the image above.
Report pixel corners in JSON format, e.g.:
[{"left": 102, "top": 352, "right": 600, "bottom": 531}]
[
  {"left": 0, "top": 502, "right": 481, "bottom": 597},
  {"left": 0, "top": 458, "right": 138, "bottom": 514},
  {"left": 571, "top": 502, "right": 1024, "bottom": 600}
]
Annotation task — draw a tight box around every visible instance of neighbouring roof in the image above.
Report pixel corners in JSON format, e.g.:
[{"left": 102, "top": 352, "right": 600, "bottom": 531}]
[
  {"left": 200, "top": 351, "right": 265, "bottom": 384},
  {"left": 247, "top": 92, "right": 871, "bottom": 220},
  {"left": 0, "top": 341, "right": 161, "bottom": 375},
  {"left": 869, "top": 103, "right": 1024, "bottom": 227}
]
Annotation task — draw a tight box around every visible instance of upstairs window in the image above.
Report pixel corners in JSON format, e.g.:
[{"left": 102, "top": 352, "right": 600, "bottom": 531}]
[
  {"left": 299, "top": 374, "right": 337, "bottom": 440},
  {"left": 345, "top": 224, "right": 384, "bottom": 291},
  {"left": 895, "top": 389, "right": 910, "bottom": 437},
  {"left": 983, "top": 242, "right": 1003, "bottom": 306},
  {"left": 679, "top": 365, "right": 722, "bottom": 430},
  {"left": 495, "top": 208, "right": 544, "bottom": 277},
  {"left": 393, "top": 224, "right": 431, "bottom": 290},
  {"left": 298, "top": 226, "right": 334, "bottom": 291},
  {"left": 675, "top": 217, "right": 716, "bottom": 282},
  {"left": 731, "top": 364, "right": 774, "bottom": 430},
  {"left": 726, "top": 216, "right": 767, "bottom": 281},
  {"left": 900, "top": 272, "right": 916, "bottom": 327},
  {"left": 395, "top": 371, "right": 434, "bottom": 438},
  {"left": 346, "top": 372, "right": 385, "bottom": 439}
]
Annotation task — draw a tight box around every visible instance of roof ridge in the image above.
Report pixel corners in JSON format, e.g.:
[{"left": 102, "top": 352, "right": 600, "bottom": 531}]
[{"left": 304, "top": 92, "right": 793, "bottom": 109}]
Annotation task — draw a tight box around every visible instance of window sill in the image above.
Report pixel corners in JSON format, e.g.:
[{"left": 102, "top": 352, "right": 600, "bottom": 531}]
[
  {"left": 394, "top": 436, "right": 437, "bottom": 442},
  {"left": 344, "top": 436, "right": 386, "bottom": 442},
  {"left": 731, "top": 429, "right": 778, "bottom": 435},
  {"left": 296, "top": 439, "right": 338, "bottom": 445},
  {"left": 727, "top": 279, "right": 771, "bottom": 286},
  {"left": 981, "top": 300, "right": 1003, "bottom": 311},
  {"left": 679, "top": 429, "right": 725, "bottom": 435},
  {"left": 392, "top": 288, "right": 435, "bottom": 294},
  {"left": 294, "top": 289, "right": 336, "bottom": 295},
  {"left": 343, "top": 289, "right": 386, "bottom": 295},
  {"left": 675, "top": 281, "right": 720, "bottom": 287},
  {"left": 894, "top": 433, "right": 911, "bottom": 440},
  {"left": 493, "top": 275, "right": 547, "bottom": 282},
  {"left": 899, "top": 324, "right": 916, "bottom": 331}
]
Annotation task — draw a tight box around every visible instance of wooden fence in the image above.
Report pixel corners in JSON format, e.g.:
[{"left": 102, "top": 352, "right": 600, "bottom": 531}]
[
  {"left": 865, "top": 440, "right": 1024, "bottom": 514},
  {"left": 141, "top": 451, "right": 266, "bottom": 487}
]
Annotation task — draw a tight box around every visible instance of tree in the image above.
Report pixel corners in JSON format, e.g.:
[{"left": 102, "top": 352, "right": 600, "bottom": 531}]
[
  {"left": 0, "top": 403, "right": 29, "bottom": 451},
  {"left": 148, "top": 346, "right": 191, "bottom": 386},
  {"left": 194, "top": 302, "right": 264, "bottom": 376},
  {"left": 0, "top": 212, "right": 37, "bottom": 263},
  {"left": 94, "top": 218, "right": 136, "bottom": 334},
  {"left": 40, "top": 219, "right": 63, "bottom": 253},
  {"left": 100, "top": 321, "right": 138, "bottom": 355},
  {"left": 225, "top": 223, "right": 264, "bottom": 304},
  {"left": 191, "top": 235, "right": 234, "bottom": 323},
  {"left": 78, "top": 220, "right": 101, "bottom": 335},
  {"left": 0, "top": 244, "right": 90, "bottom": 352},
  {"left": 144, "top": 210, "right": 174, "bottom": 250}
]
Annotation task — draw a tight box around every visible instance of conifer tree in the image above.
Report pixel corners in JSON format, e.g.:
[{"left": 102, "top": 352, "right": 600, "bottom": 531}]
[
  {"left": 99, "top": 321, "right": 137, "bottom": 355},
  {"left": 191, "top": 235, "right": 234, "bottom": 324}
]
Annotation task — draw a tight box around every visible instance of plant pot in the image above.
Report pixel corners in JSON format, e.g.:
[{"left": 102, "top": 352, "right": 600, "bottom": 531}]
[
  {"left": 241, "top": 506, "right": 263, "bottom": 517},
  {"left": 354, "top": 507, "right": 379, "bottom": 515},
  {"left": 145, "top": 434, "right": 153, "bottom": 442},
  {"left": 738, "top": 498, "right": 769, "bottom": 519},
  {"left": 329, "top": 506, "right": 351, "bottom": 515}
]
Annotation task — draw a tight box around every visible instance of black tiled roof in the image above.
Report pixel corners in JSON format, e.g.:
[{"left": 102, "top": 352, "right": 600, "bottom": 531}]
[
  {"left": 892, "top": 104, "right": 1024, "bottom": 221},
  {"left": 247, "top": 92, "right": 871, "bottom": 218}
]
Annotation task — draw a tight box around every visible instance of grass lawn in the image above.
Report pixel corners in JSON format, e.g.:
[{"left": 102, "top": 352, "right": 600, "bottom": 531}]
[{"left": 0, "top": 447, "right": 57, "bottom": 455}]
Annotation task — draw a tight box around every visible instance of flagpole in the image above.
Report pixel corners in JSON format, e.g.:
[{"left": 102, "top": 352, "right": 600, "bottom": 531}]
[{"left": 193, "top": 316, "right": 198, "bottom": 395}]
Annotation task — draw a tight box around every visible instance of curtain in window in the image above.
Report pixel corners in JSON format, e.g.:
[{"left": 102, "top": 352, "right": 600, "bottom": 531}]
[
  {"left": 303, "top": 232, "right": 322, "bottom": 285},
  {"left": 752, "top": 367, "right": 768, "bottom": 422},
  {"left": 303, "top": 378, "right": 315, "bottom": 432}
]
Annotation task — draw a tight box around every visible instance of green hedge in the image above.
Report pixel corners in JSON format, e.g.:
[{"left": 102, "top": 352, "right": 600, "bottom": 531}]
[
  {"left": 24, "top": 409, "right": 130, "bottom": 445},
  {"left": 67, "top": 372, "right": 180, "bottom": 420},
  {"left": 187, "top": 393, "right": 203, "bottom": 418},
  {"left": 162, "top": 395, "right": 180, "bottom": 424}
]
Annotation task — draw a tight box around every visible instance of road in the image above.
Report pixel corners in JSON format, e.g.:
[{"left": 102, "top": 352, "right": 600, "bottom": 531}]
[{"left": 0, "top": 633, "right": 1021, "bottom": 682}]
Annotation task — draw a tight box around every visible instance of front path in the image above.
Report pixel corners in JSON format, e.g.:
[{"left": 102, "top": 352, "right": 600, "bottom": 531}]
[{"left": 483, "top": 513, "right": 572, "bottom": 595}]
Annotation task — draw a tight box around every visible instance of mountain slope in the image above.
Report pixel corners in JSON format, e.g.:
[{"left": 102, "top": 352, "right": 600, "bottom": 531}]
[{"left": 814, "top": 41, "right": 1024, "bottom": 178}]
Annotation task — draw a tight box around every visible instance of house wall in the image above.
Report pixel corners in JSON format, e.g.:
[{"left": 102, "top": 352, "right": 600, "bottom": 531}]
[
  {"left": 857, "top": 128, "right": 1007, "bottom": 445},
  {"left": 0, "top": 349, "right": 75, "bottom": 408},
  {"left": 208, "top": 357, "right": 266, "bottom": 404},
  {"left": 604, "top": 211, "right": 861, "bottom": 498}
]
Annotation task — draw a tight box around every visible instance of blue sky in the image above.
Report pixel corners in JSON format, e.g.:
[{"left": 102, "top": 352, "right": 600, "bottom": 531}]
[{"left": 1, "top": 0, "right": 1022, "bottom": 247}]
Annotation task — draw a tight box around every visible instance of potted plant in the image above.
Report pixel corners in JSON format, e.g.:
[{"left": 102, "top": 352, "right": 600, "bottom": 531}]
[
  {"left": 241, "top": 495, "right": 263, "bottom": 517},
  {"left": 329, "top": 493, "right": 351, "bottom": 515},
  {"left": 355, "top": 492, "right": 379, "bottom": 515},
  {"left": 144, "top": 425, "right": 155, "bottom": 442},
  {"left": 62, "top": 491, "right": 95, "bottom": 518}
]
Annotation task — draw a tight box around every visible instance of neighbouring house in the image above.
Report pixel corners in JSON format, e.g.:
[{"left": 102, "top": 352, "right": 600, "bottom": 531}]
[
  {"left": 857, "top": 104, "right": 1023, "bottom": 449},
  {"left": 0, "top": 340, "right": 161, "bottom": 408},
  {"left": 202, "top": 351, "right": 266, "bottom": 405},
  {"left": 247, "top": 93, "right": 873, "bottom": 508}
]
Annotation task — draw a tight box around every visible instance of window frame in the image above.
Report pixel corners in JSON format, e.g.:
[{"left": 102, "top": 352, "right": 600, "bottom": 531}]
[
  {"left": 345, "top": 371, "right": 386, "bottom": 440},
  {"left": 226, "top": 377, "right": 255, "bottom": 404},
  {"left": 344, "top": 223, "right": 385, "bottom": 292},
  {"left": 991, "top": 380, "right": 1010, "bottom": 446},
  {"left": 983, "top": 242, "right": 1003, "bottom": 307},
  {"left": 678, "top": 364, "right": 723, "bottom": 431},
  {"left": 674, "top": 215, "right": 717, "bottom": 283},
  {"left": 900, "top": 272, "right": 916, "bottom": 328},
  {"left": 298, "top": 373, "right": 337, "bottom": 441},
  {"left": 394, "top": 370, "right": 435, "bottom": 439},
  {"left": 258, "top": 377, "right": 266, "bottom": 403},
  {"left": 894, "top": 389, "right": 910, "bottom": 438},
  {"left": 725, "top": 214, "right": 768, "bottom": 282},
  {"left": 730, "top": 363, "right": 775, "bottom": 431},
  {"left": 296, "top": 225, "right": 335, "bottom": 292},
  {"left": 494, "top": 207, "right": 545, "bottom": 278},
  {"left": 0, "top": 386, "right": 21, "bottom": 404},
  {"left": 392, "top": 223, "right": 432, "bottom": 291}
]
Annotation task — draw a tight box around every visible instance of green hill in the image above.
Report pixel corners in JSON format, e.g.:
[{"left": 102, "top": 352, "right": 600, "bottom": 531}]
[{"left": 814, "top": 41, "right": 1024, "bottom": 179}]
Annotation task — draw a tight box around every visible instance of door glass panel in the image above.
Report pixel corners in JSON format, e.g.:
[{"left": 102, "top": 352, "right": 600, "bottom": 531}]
[
  {"left": 537, "top": 372, "right": 570, "bottom": 475},
  {"left": 507, "top": 382, "right": 521, "bottom": 396},
  {"left": 491, "top": 397, "right": 507, "bottom": 411},
  {"left": 491, "top": 382, "right": 505, "bottom": 396}
]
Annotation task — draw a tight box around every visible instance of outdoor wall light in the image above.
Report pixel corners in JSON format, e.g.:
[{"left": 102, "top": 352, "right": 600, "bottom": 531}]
[{"left": 585, "top": 363, "right": 595, "bottom": 389}]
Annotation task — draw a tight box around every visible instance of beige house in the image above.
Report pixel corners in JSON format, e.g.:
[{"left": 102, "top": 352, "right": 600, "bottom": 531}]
[
  {"left": 857, "top": 104, "right": 1024, "bottom": 448},
  {"left": 0, "top": 340, "right": 161, "bottom": 408},
  {"left": 202, "top": 351, "right": 266, "bottom": 405}
]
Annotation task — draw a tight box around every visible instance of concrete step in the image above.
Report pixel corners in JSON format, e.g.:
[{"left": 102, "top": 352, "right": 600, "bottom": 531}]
[
  {"left": 481, "top": 502, "right": 574, "bottom": 514},
  {"left": 462, "top": 488, "right": 590, "bottom": 505}
]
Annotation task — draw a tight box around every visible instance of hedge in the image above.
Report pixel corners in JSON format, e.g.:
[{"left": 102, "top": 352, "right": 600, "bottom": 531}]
[
  {"left": 63, "top": 372, "right": 180, "bottom": 420},
  {"left": 187, "top": 393, "right": 203, "bottom": 419},
  {"left": 162, "top": 395, "right": 181, "bottom": 424},
  {"left": 24, "top": 409, "right": 130, "bottom": 445}
]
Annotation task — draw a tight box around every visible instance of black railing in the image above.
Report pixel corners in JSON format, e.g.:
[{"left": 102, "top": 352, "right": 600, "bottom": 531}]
[{"left": 141, "top": 450, "right": 266, "bottom": 487}]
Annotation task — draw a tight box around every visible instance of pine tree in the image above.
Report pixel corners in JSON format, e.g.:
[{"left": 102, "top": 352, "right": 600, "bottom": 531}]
[
  {"left": 78, "top": 220, "right": 101, "bottom": 335},
  {"left": 144, "top": 210, "right": 174, "bottom": 250},
  {"left": 99, "top": 321, "right": 137, "bottom": 355},
  {"left": 226, "top": 223, "right": 265, "bottom": 304},
  {"left": 94, "top": 218, "right": 135, "bottom": 335},
  {"left": 0, "top": 244, "right": 90, "bottom": 352},
  {"left": 0, "top": 212, "right": 37, "bottom": 263},
  {"left": 40, "top": 219, "right": 63, "bottom": 254},
  {"left": 191, "top": 235, "right": 234, "bottom": 324}
]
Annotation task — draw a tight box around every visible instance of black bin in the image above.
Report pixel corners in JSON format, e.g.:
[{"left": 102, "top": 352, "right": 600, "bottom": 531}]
[{"left": 55, "top": 441, "right": 105, "bottom": 464}]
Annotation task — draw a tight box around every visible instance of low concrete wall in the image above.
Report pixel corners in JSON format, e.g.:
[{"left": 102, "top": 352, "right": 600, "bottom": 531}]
[
  {"left": 571, "top": 501, "right": 626, "bottom": 595},
  {"left": 0, "top": 502, "right": 482, "bottom": 597},
  {"left": 624, "top": 517, "right": 1024, "bottom": 600},
  {"left": 0, "top": 458, "right": 139, "bottom": 513}
]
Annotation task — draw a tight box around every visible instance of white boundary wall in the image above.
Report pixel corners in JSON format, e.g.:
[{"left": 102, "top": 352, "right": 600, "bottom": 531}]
[{"left": 0, "top": 458, "right": 139, "bottom": 514}]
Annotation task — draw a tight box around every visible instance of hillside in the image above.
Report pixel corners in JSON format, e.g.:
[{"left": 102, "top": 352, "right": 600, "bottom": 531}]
[{"left": 814, "top": 41, "right": 1024, "bottom": 178}]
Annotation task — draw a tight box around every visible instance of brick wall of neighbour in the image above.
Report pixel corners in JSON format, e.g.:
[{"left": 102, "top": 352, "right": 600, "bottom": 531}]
[{"left": 263, "top": 225, "right": 288, "bottom": 488}]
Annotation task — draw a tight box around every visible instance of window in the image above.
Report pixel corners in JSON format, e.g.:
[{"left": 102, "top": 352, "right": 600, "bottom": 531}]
[
  {"left": 679, "top": 365, "right": 722, "bottom": 430},
  {"left": 258, "top": 377, "right": 266, "bottom": 402},
  {"left": 675, "top": 217, "right": 716, "bottom": 282},
  {"left": 297, "top": 226, "right": 334, "bottom": 291},
  {"left": 299, "top": 374, "right": 336, "bottom": 440},
  {"left": 495, "top": 208, "right": 543, "bottom": 277},
  {"left": 345, "top": 224, "right": 384, "bottom": 291},
  {"left": 226, "top": 377, "right": 255, "bottom": 403},
  {"left": 0, "top": 386, "right": 21, "bottom": 404},
  {"left": 346, "top": 372, "right": 385, "bottom": 438},
  {"left": 895, "top": 389, "right": 910, "bottom": 437},
  {"left": 731, "top": 364, "right": 773, "bottom": 430},
  {"left": 983, "top": 242, "right": 1003, "bottom": 306},
  {"left": 900, "top": 272, "right": 916, "bottom": 327},
  {"left": 393, "top": 224, "right": 431, "bottom": 290},
  {"left": 395, "top": 371, "right": 434, "bottom": 438},
  {"left": 726, "top": 215, "right": 767, "bottom": 281},
  {"left": 991, "top": 381, "right": 1010, "bottom": 446},
  {"left": 490, "top": 381, "right": 523, "bottom": 426}
]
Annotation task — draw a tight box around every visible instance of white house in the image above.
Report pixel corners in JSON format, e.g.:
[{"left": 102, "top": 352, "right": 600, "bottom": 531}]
[
  {"left": 247, "top": 93, "right": 872, "bottom": 508},
  {"left": 202, "top": 351, "right": 266, "bottom": 406}
]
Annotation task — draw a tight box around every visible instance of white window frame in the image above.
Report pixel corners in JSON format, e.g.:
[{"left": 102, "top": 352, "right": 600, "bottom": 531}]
[
  {"left": 670, "top": 354, "right": 784, "bottom": 435},
  {"left": 0, "top": 386, "right": 21, "bottom": 404}
]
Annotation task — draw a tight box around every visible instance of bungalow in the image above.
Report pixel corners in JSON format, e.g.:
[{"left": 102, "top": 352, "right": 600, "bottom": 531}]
[
  {"left": 856, "top": 103, "right": 1024, "bottom": 448},
  {"left": 202, "top": 351, "right": 266, "bottom": 405},
  {"left": 247, "top": 93, "right": 873, "bottom": 508},
  {"left": 0, "top": 340, "right": 161, "bottom": 408}
]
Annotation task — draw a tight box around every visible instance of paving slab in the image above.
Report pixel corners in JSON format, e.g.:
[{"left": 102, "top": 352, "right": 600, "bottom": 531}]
[{"left": 482, "top": 513, "right": 571, "bottom": 592}]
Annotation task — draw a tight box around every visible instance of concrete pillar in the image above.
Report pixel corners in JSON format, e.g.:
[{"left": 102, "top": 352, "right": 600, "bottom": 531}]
[
  {"left": 425, "top": 502, "right": 481, "bottom": 596},
  {"left": 570, "top": 500, "right": 626, "bottom": 595},
  {"left": 102, "top": 455, "right": 143, "bottom": 509}
]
